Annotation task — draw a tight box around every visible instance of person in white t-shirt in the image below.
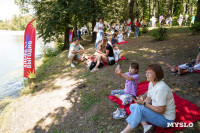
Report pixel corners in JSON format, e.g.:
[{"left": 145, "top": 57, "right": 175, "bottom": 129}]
[
  {"left": 184, "top": 13, "right": 189, "bottom": 25},
  {"left": 150, "top": 16, "right": 157, "bottom": 27},
  {"left": 95, "top": 18, "right": 104, "bottom": 49},
  {"left": 178, "top": 13, "right": 183, "bottom": 27},
  {"left": 112, "top": 39, "right": 121, "bottom": 63},
  {"left": 68, "top": 38, "right": 85, "bottom": 67},
  {"left": 121, "top": 64, "right": 175, "bottom": 133},
  {"left": 117, "top": 30, "right": 124, "bottom": 43}
]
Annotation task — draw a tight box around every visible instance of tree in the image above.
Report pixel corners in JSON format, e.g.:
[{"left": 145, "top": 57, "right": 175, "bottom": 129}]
[
  {"left": 141, "top": 0, "right": 148, "bottom": 19},
  {"left": 149, "top": 0, "right": 151, "bottom": 19},
  {"left": 14, "top": 0, "right": 33, "bottom": 14},
  {"left": 196, "top": 0, "right": 200, "bottom": 22},
  {"left": 189, "top": 0, "right": 193, "bottom": 15},
  {"left": 153, "top": 0, "right": 156, "bottom": 17},
  {"left": 136, "top": 0, "right": 139, "bottom": 19},
  {"left": 31, "top": 0, "right": 72, "bottom": 49},
  {"left": 128, "top": 0, "right": 135, "bottom": 30},
  {"left": 167, "top": 0, "right": 173, "bottom": 17}
]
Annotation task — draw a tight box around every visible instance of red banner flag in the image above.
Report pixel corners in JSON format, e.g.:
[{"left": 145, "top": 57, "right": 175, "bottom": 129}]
[
  {"left": 24, "top": 19, "right": 36, "bottom": 78},
  {"left": 69, "top": 30, "right": 73, "bottom": 44}
]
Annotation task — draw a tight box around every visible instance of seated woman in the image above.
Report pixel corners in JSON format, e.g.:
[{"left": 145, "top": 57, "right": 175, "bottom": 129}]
[
  {"left": 91, "top": 36, "right": 115, "bottom": 72},
  {"left": 166, "top": 52, "right": 200, "bottom": 75},
  {"left": 121, "top": 64, "right": 175, "bottom": 133}
]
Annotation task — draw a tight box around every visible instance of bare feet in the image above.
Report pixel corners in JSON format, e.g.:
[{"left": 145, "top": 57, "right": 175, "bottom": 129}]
[
  {"left": 178, "top": 68, "right": 184, "bottom": 75},
  {"left": 166, "top": 64, "right": 175, "bottom": 72}
]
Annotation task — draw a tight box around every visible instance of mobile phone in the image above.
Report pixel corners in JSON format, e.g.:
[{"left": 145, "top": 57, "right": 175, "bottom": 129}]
[
  {"left": 116, "top": 64, "right": 120, "bottom": 70},
  {"left": 132, "top": 96, "right": 137, "bottom": 101}
]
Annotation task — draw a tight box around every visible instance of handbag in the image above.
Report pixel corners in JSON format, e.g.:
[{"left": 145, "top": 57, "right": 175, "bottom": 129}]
[
  {"left": 89, "top": 62, "right": 103, "bottom": 70},
  {"left": 93, "top": 22, "right": 99, "bottom": 32},
  {"left": 108, "top": 56, "right": 115, "bottom": 65}
]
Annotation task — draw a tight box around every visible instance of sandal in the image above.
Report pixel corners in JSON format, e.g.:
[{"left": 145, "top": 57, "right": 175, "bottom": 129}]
[{"left": 91, "top": 68, "right": 98, "bottom": 72}]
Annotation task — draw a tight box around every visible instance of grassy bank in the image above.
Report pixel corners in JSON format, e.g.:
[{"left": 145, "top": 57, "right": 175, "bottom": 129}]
[{"left": 0, "top": 27, "right": 200, "bottom": 133}]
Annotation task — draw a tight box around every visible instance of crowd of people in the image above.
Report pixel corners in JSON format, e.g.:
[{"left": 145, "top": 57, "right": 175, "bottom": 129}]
[
  {"left": 67, "top": 17, "right": 200, "bottom": 133},
  {"left": 150, "top": 13, "right": 196, "bottom": 27}
]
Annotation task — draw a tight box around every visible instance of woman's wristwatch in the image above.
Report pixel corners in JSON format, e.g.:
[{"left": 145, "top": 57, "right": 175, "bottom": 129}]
[{"left": 143, "top": 102, "right": 146, "bottom": 106}]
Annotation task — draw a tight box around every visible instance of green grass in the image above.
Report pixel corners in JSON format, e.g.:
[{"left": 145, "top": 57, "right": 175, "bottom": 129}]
[
  {"left": 1, "top": 27, "right": 200, "bottom": 133},
  {"left": 80, "top": 91, "right": 100, "bottom": 111}
]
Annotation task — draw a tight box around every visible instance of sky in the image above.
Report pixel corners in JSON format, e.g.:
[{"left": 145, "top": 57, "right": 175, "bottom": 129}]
[{"left": 0, "top": 0, "right": 21, "bottom": 21}]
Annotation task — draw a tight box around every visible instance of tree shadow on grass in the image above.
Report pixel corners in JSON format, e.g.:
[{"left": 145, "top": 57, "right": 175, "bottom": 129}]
[{"left": 24, "top": 28, "right": 200, "bottom": 133}]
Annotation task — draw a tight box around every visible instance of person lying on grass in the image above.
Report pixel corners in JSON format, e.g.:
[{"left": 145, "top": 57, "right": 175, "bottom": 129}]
[
  {"left": 166, "top": 51, "right": 200, "bottom": 75},
  {"left": 68, "top": 37, "right": 86, "bottom": 68},
  {"left": 121, "top": 64, "right": 175, "bottom": 133}
]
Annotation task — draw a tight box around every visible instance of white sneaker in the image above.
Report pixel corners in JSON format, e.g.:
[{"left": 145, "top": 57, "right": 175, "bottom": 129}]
[
  {"left": 113, "top": 108, "right": 121, "bottom": 115},
  {"left": 144, "top": 125, "right": 154, "bottom": 133},
  {"left": 71, "top": 63, "right": 75, "bottom": 68}
]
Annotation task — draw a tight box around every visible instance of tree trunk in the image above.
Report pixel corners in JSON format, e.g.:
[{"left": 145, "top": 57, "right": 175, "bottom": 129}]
[
  {"left": 183, "top": 1, "right": 186, "bottom": 13},
  {"left": 196, "top": 0, "right": 200, "bottom": 22},
  {"left": 129, "top": 0, "right": 135, "bottom": 30},
  {"left": 63, "top": 13, "right": 70, "bottom": 50},
  {"left": 64, "top": 26, "right": 70, "bottom": 50},
  {"left": 189, "top": 0, "right": 193, "bottom": 15},
  {"left": 149, "top": 0, "right": 151, "bottom": 19},
  {"left": 157, "top": 0, "right": 160, "bottom": 16},
  {"left": 136, "top": 0, "right": 139, "bottom": 19},
  {"left": 142, "top": 0, "right": 145, "bottom": 19},
  {"left": 167, "top": 0, "right": 173, "bottom": 17},
  {"left": 153, "top": 0, "right": 156, "bottom": 17},
  {"left": 74, "top": 23, "right": 77, "bottom": 38},
  {"left": 91, "top": 19, "right": 96, "bottom": 42},
  {"left": 86, "top": 23, "right": 90, "bottom": 34}
]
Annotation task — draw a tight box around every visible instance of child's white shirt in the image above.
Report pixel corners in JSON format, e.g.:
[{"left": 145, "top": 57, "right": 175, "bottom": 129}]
[
  {"left": 117, "top": 33, "right": 123, "bottom": 42},
  {"left": 113, "top": 49, "right": 121, "bottom": 62}
]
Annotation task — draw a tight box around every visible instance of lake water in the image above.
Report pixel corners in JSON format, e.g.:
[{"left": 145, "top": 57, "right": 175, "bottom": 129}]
[{"left": 0, "top": 31, "right": 53, "bottom": 100}]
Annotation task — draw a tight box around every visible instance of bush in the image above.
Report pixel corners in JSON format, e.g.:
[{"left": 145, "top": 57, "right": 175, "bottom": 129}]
[
  {"left": 151, "top": 27, "right": 169, "bottom": 41},
  {"left": 56, "top": 37, "right": 64, "bottom": 51},
  {"left": 139, "top": 27, "right": 149, "bottom": 36},
  {"left": 43, "top": 47, "right": 61, "bottom": 57},
  {"left": 142, "top": 27, "right": 148, "bottom": 34},
  {"left": 189, "top": 22, "right": 200, "bottom": 34}
]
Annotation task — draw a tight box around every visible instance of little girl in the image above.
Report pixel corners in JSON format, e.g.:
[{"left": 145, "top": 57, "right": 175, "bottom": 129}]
[
  {"left": 113, "top": 43, "right": 121, "bottom": 64},
  {"left": 111, "top": 63, "right": 139, "bottom": 119},
  {"left": 117, "top": 30, "right": 124, "bottom": 43}
]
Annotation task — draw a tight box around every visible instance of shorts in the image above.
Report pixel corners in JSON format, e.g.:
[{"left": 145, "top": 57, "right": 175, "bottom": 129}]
[
  {"left": 111, "top": 90, "right": 133, "bottom": 105},
  {"left": 178, "top": 64, "right": 188, "bottom": 70},
  {"left": 194, "top": 63, "right": 200, "bottom": 70},
  {"left": 68, "top": 53, "right": 81, "bottom": 60}
]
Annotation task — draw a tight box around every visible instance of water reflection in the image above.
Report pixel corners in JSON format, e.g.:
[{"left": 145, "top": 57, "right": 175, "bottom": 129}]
[{"left": 0, "top": 31, "right": 53, "bottom": 100}]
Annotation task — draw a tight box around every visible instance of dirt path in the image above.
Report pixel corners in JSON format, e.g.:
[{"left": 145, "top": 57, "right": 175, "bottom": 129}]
[
  {"left": 0, "top": 27, "right": 200, "bottom": 133},
  {"left": 0, "top": 61, "right": 85, "bottom": 133}
]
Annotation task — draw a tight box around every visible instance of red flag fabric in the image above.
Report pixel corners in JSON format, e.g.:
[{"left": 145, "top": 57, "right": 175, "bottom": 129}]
[
  {"left": 108, "top": 81, "right": 200, "bottom": 133},
  {"left": 24, "top": 19, "right": 36, "bottom": 78}
]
